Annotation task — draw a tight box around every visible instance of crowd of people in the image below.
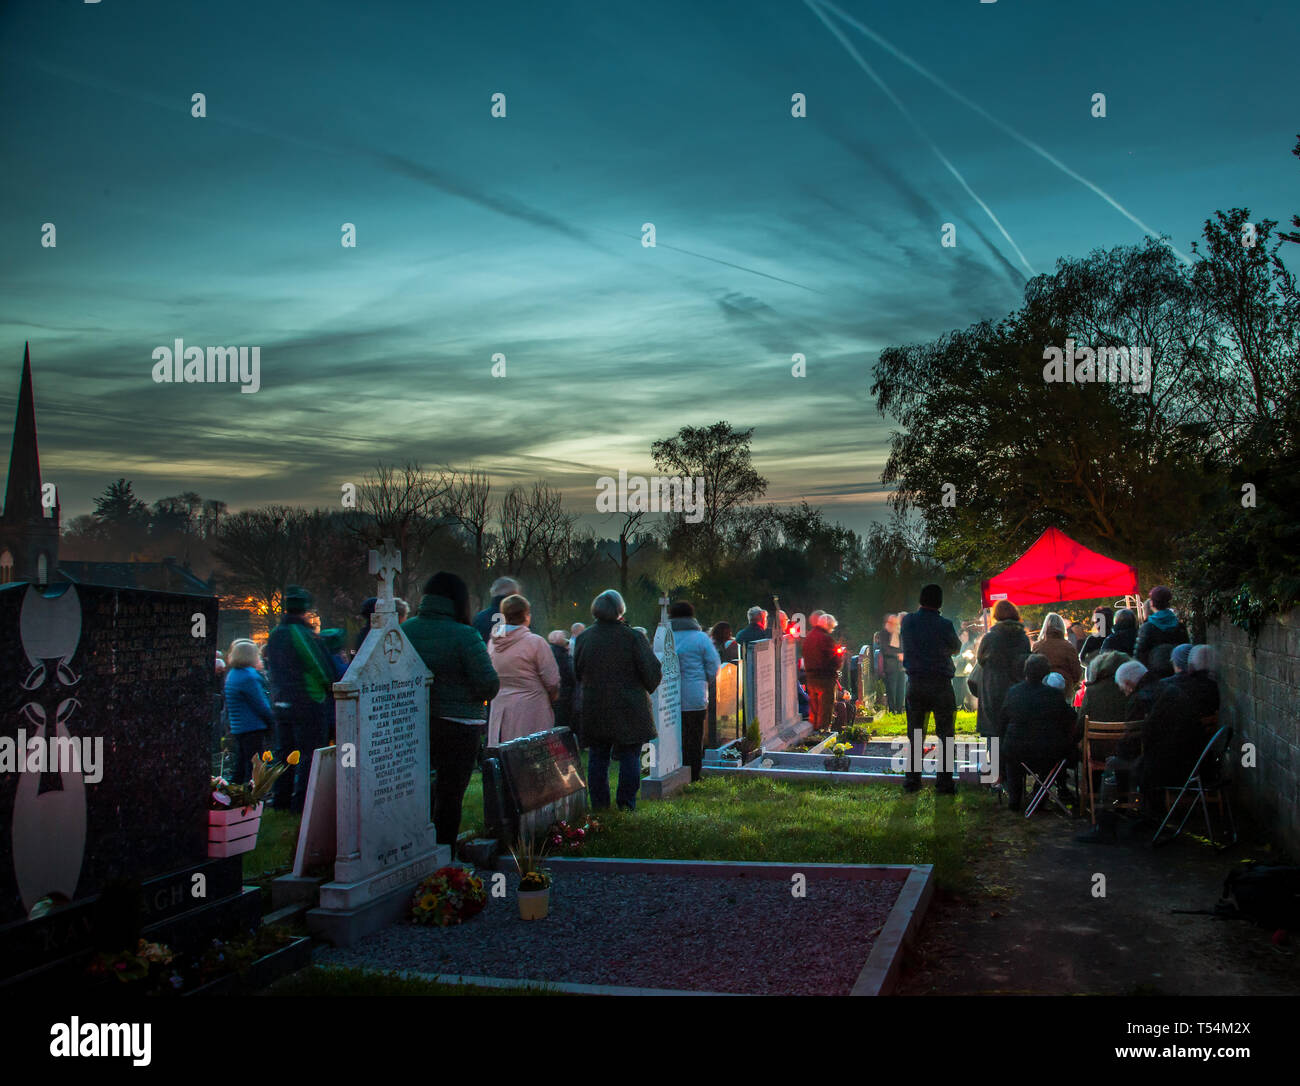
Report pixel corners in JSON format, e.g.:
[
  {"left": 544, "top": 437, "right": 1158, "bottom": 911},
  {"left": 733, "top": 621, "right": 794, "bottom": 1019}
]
[{"left": 217, "top": 570, "right": 1218, "bottom": 853}]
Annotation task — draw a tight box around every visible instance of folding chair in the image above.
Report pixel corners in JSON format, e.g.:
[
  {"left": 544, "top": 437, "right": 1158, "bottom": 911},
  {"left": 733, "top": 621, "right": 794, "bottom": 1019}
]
[
  {"left": 1080, "top": 718, "right": 1141, "bottom": 824},
  {"left": 1023, "top": 759, "right": 1069, "bottom": 817},
  {"left": 1152, "top": 725, "right": 1237, "bottom": 848}
]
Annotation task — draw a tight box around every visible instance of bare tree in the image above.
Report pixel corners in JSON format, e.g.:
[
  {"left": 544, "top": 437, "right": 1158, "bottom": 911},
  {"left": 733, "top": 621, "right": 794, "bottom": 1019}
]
[
  {"left": 602, "top": 509, "right": 649, "bottom": 596},
  {"left": 535, "top": 516, "right": 599, "bottom": 623},
  {"left": 212, "top": 506, "right": 319, "bottom": 617},
  {"left": 442, "top": 469, "right": 494, "bottom": 597},
  {"left": 357, "top": 460, "right": 451, "bottom": 598},
  {"left": 496, "top": 481, "right": 564, "bottom": 576}
]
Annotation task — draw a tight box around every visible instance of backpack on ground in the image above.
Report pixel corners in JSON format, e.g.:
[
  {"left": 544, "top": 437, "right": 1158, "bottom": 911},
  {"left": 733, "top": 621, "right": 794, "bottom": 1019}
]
[{"left": 1220, "top": 863, "right": 1300, "bottom": 931}]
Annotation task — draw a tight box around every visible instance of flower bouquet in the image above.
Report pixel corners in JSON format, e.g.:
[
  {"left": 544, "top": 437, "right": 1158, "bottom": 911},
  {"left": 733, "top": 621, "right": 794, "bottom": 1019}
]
[
  {"left": 824, "top": 742, "right": 853, "bottom": 772},
  {"left": 546, "top": 815, "right": 602, "bottom": 852},
  {"left": 410, "top": 866, "right": 488, "bottom": 926}
]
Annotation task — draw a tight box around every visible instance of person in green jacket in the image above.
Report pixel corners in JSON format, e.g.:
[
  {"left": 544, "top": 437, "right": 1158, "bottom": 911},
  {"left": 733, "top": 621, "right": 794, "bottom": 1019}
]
[{"left": 402, "top": 572, "right": 500, "bottom": 847}]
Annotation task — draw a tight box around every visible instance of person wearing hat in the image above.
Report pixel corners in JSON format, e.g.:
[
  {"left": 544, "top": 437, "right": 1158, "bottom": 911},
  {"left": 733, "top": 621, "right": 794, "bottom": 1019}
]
[
  {"left": 1133, "top": 585, "right": 1189, "bottom": 667},
  {"left": 265, "top": 585, "right": 336, "bottom": 812}
]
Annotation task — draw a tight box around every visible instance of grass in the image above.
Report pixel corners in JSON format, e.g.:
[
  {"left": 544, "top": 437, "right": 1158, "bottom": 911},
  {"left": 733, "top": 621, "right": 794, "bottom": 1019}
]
[
  {"left": 263, "top": 965, "right": 562, "bottom": 996},
  {"left": 870, "top": 710, "right": 979, "bottom": 737}
]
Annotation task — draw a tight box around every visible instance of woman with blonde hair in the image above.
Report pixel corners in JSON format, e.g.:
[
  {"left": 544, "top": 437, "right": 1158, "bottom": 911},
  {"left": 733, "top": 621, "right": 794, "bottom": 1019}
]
[
  {"left": 1031, "top": 611, "right": 1083, "bottom": 699},
  {"left": 224, "top": 639, "right": 276, "bottom": 780},
  {"left": 487, "top": 594, "right": 560, "bottom": 745}
]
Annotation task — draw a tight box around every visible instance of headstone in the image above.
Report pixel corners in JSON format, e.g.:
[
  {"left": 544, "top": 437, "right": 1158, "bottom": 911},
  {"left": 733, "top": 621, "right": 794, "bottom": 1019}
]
[
  {"left": 292, "top": 745, "right": 337, "bottom": 875},
  {"left": 778, "top": 635, "right": 800, "bottom": 735},
  {"left": 307, "top": 540, "right": 447, "bottom": 946},
  {"left": 0, "top": 581, "right": 260, "bottom": 989},
  {"left": 714, "top": 662, "right": 738, "bottom": 742},
  {"left": 744, "top": 638, "right": 777, "bottom": 748},
  {"left": 482, "top": 727, "right": 586, "bottom": 848},
  {"left": 641, "top": 596, "right": 689, "bottom": 800}
]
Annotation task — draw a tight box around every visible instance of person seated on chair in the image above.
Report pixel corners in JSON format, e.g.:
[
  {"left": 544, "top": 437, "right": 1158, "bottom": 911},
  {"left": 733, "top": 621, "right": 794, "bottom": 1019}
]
[
  {"left": 1139, "top": 669, "right": 1213, "bottom": 817},
  {"left": 1075, "top": 650, "right": 1132, "bottom": 744},
  {"left": 1161, "top": 644, "right": 1219, "bottom": 721},
  {"left": 999, "top": 654, "right": 1076, "bottom": 813}
]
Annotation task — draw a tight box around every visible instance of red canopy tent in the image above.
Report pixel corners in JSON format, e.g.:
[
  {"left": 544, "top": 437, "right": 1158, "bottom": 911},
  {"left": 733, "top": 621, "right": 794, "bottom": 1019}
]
[{"left": 981, "top": 527, "right": 1137, "bottom": 608}]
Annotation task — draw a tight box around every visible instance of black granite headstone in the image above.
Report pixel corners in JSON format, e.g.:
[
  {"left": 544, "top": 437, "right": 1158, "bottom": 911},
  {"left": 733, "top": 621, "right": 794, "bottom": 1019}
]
[
  {"left": 482, "top": 727, "right": 586, "bottom": 846},
  {"left": 0, "top": 581, "right": 218, "bottom": 927}
]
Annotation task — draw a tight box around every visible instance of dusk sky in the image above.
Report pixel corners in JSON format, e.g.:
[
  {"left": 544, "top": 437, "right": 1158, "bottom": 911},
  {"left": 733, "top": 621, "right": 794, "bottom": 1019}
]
[{"left": 2, "top": 0, "right": 1296, "bottom": 535}]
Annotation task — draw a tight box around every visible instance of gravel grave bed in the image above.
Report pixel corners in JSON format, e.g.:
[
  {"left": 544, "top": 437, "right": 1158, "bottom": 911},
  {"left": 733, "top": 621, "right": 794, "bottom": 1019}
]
[{"left": 316, "top": 870, "right": 902, "bottom": 994}]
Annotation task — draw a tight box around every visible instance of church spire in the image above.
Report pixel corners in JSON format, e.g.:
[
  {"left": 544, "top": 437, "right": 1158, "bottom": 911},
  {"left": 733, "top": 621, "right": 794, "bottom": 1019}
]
[{"left": 3, "top": 342, "right": 46, "bottom": 522}]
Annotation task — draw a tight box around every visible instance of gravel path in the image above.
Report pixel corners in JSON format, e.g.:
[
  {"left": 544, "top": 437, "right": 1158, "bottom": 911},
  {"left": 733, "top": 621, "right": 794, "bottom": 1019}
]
[{"left": 317, "top": 871, "right": 901, "bottom": 994}]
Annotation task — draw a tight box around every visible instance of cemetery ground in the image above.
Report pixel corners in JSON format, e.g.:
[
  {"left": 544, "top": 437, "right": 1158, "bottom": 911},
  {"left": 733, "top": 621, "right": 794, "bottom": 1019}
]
[{"left": 247, "top": 728, "right": 1300, "bottom": 997}]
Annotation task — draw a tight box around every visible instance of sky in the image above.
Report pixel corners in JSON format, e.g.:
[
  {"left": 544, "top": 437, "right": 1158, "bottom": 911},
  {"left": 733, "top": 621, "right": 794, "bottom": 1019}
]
[{"left": 1, "top": 0, "right": 1296, "bottom": 537}]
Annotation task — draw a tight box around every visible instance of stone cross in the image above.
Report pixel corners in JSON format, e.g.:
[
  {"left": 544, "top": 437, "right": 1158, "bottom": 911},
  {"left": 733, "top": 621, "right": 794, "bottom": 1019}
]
[
  {"left": 658, "top": 594, "right": 670, "bottom": 626},
  {"left": 368, "top": 538, "right": 401, "bottom": 622}
]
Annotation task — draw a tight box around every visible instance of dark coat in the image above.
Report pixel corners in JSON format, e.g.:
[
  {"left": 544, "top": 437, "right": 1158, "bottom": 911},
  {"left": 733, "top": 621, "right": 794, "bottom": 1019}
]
[
  {"left": 1000, "top": 680, "right": 1075, "bottom": 769},
  {"left": 1141, "top": 683, "right": 1210, "bottom": 791},
  {"left": 574, "top": 618, "right": 662, "bottom": 747},
  {"left": 734, "top": 622, "right": 770, "bottom": 646},
  {"left": 1125, "top": 671, "right": 1166, "bottom": 723},
  {"left": 1133, "top": 611, "right": 1189, "bottom": 666},
  {"left": 875, "top": 629, "right": 904, "bottom": 674},
  {"left": 976, "top": 619, "right": 1031, "bottom": 739},
  {"left": 900, "top": 607, "right": 960, "bottom": 679},
  {"left": 402, "top": 594, "right": 501, "bottom": 721},
  {"left": 265, "top": 614, "right": 335, "bottom": 715},
  {"left": 1161, "top": 671, "right": 1220, "bottom": 720},
  {"left": 1075, "top": 652, "right": 1131, "bottom": 742},
  {"left": 472, "top": 594, "right": 509, "bottom": 644},
  {"left": 1100, "top": 624, "right": 1137, "bottom": 656},
  {"left": 551, "top": 642, "right": 576, "bottom": 733}
]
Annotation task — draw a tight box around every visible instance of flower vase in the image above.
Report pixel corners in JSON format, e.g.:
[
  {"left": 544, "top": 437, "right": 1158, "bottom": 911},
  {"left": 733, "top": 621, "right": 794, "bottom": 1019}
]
[{"left": 517, "top": 887, "right": 550, "bottom": 921}]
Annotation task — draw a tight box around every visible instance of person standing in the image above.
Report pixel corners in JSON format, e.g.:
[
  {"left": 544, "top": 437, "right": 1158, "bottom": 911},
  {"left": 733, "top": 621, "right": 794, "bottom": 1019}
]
[
  {"left": 709, "top": 621, "right": 739, "bottom": 663},
  {"left": 224, "top": 639, "right": 276, "bottom": 780},
  {"left": 733, "top": 606, "right": 770, "bottom": 646},
  {"left": 487, "top": 594, "right": 560, "bottom": 745},
  {"left": 803, "top": 613, "right": 840, "bottom": 730},
  {"left": 402, "top": 572, "right": 501, "bottom": 848},
  {"left": 1031, "top": 613, "right": 1084, "bottom": 701},
  {"left": 975, "top": 600, "right": 1032, "bottom": 783},
  {"left": 473, "top": 576, "right": 521, "bottom": 644},
  {"left": 547, "top": 630, "right": 577, "bottom": 737},
  {"left": 1133, "top": 585, "right": 1190, "bottom": 666},
  {"left": 667, "top": 601, "right": 721, "bottom": 782},
  {"left": 900, "top": 585, "right": 962, "bottom": 794},
  {"left": 574, "top": 589, "right": 662, "bottom": 812},
  {"left": 876, "top": 613, "right": 906, "bottom": 713},
  {"left": 265, "top": 585, "right": 336, "bottom": 813},
  {"left": 1100, "top": 607, "right": 1138, "bottom": 656}
]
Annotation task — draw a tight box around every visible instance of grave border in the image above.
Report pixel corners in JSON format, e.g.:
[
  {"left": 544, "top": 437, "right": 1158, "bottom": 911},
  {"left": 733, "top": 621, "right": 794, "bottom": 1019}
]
[{"left": 484, "top": 856, "right": 934, "bottom": 996}]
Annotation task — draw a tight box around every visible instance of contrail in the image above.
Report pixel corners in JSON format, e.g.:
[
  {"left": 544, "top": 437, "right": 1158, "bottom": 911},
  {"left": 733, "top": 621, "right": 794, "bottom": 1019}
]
[
  {"left": 595, "top": 228, "right": 827, "bottom": 294},
  {"left": 803, "top": 0, "right": 1036, "bottom": 276},
  {"left": 813, "top": 0, "right": 1193, "bottom": 265}
]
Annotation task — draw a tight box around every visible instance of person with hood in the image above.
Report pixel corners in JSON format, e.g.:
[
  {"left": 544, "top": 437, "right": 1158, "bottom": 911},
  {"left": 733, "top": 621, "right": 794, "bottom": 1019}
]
[
  {"left": 574, "top": 589, "right": 662, "bottom": 812},
  {"left": 486, "top": 594, "right": 559, "bottom": 746},
  {"left": 900, "top": 584, "right": 962, "bottom": 794},
  {"left": 668, "top": 601, "right": 722, "bottom": 782},
  {"left": 875, "top": 613, "right": 906, "bottom": 713},
  {"left": 403, "top": 572, "right": 501, "bottom": 846},
  {"left": 473, "top": 576, "right": 521, "bottom": 644},
  {"left": 1100, "top": 607, "right": 1138, "bottom": 656},
  {"left": 999, "top": 654, "right": 1077, "bottom": 812},
  {"left": 1030, "top": 612, "right": 1083, "bottom": 700},
  {"left": 975, "top": 600, "right": 1032, "bottom": 775},
  {"left": 1133, "top": 585, "right": 1189, "bottom": 666},
  {"left": 734, "top": 606, "right": 770, "bottom": 646},
  {"left": 265, "top": 585, "right": 336, "bottom": 813},
  {"left": 547, "top": 630, "right": 577, "bottom": 737}
]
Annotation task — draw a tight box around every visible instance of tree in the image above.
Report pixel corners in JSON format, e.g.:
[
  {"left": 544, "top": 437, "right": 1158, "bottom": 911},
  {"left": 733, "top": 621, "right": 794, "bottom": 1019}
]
[
  {"left": 601, "top": 509, "right": 649, "bottom": 596},
  {"left": 93, "top": 478, "right": 149, "bottom": 527},
  {"left": 212, "top": 506, "right": 320, "bottom": 618},
  {"left": 495, "top": 481, "right": 565, "bottom": 576},
  {"left": 441, "top": 470, "right": 494, "bottom": 597},
  {"left": 651, "top": 421, "right": 768, "bottom": 571},
  {"left": 357, "top": 461, "right": 451, "bottom": 599}
]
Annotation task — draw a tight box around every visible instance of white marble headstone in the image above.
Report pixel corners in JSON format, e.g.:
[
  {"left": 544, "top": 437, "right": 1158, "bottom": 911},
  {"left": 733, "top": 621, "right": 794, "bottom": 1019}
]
[
  {"left": 647, "top": 597, "right": 682, "bottom": 778},
  {"left": 744, "top": 638, "right": 777, "bottom": 747}
]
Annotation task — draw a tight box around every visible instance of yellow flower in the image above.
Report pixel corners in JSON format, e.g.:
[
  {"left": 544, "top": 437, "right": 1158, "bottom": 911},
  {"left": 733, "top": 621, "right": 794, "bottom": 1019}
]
[
  {"left": 262, "top": 751, "right": 273, "bottom": 762},
  {"left": 287, "top": 750, "right": 301, "bottom": 766}
]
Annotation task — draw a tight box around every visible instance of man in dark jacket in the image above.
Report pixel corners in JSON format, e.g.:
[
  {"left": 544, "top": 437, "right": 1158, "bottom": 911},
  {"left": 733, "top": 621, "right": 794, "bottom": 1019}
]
[
  {"left": 899, "top": 584, "right": 962, "bottom": 794},
  {"left": 733, "top": 606, "right": 770, "bottom": 646},
  {"left": 265, "top": 585, "right": 336, "bottom": 812},
  {"left": 472, "top": 576, "right": 520, "bottom": 643},
  {"left": 1133, "top": 585, "right": 1189, "bottom": 666},
  {"left": 1000, "top": 654, "right": 1076, "bottom": 811}
]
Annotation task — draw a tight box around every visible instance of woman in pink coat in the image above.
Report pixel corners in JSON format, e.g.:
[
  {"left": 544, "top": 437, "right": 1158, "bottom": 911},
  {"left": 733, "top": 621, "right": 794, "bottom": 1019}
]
[{"left": 487, "top": 594, "right": 560, "bottom": 746}]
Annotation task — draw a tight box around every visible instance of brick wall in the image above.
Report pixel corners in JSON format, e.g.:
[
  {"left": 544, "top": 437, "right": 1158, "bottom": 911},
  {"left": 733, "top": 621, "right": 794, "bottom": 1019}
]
[{"left": 1210, "top": 609, "right": 1300, "bottom": 858}]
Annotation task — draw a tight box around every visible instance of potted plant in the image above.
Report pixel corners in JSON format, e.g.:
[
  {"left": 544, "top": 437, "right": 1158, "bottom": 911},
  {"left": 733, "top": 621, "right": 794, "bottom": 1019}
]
[
  {"left": 824, "top": 742, "right": 853, "bottom": 773},
  {"left": 208, "top": 749, "right": 298, "bottom": 858},
  {"left": 840, "top": 722, "right": 871, "bottom": 754},
  {"left": 510, "top": 833, "right": 552, "bottom": 920}
]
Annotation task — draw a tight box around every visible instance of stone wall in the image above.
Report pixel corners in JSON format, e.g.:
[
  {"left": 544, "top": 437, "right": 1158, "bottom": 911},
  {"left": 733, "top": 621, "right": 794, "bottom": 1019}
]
[{"left": 1210, "top": 609, "right": 1300, "bottom": 858}]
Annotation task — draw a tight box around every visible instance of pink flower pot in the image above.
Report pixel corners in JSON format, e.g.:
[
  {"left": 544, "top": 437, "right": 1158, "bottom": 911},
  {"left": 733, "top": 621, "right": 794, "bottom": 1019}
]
[{"left": 207, "top": 802, "right": 262, "bottom": 858}]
